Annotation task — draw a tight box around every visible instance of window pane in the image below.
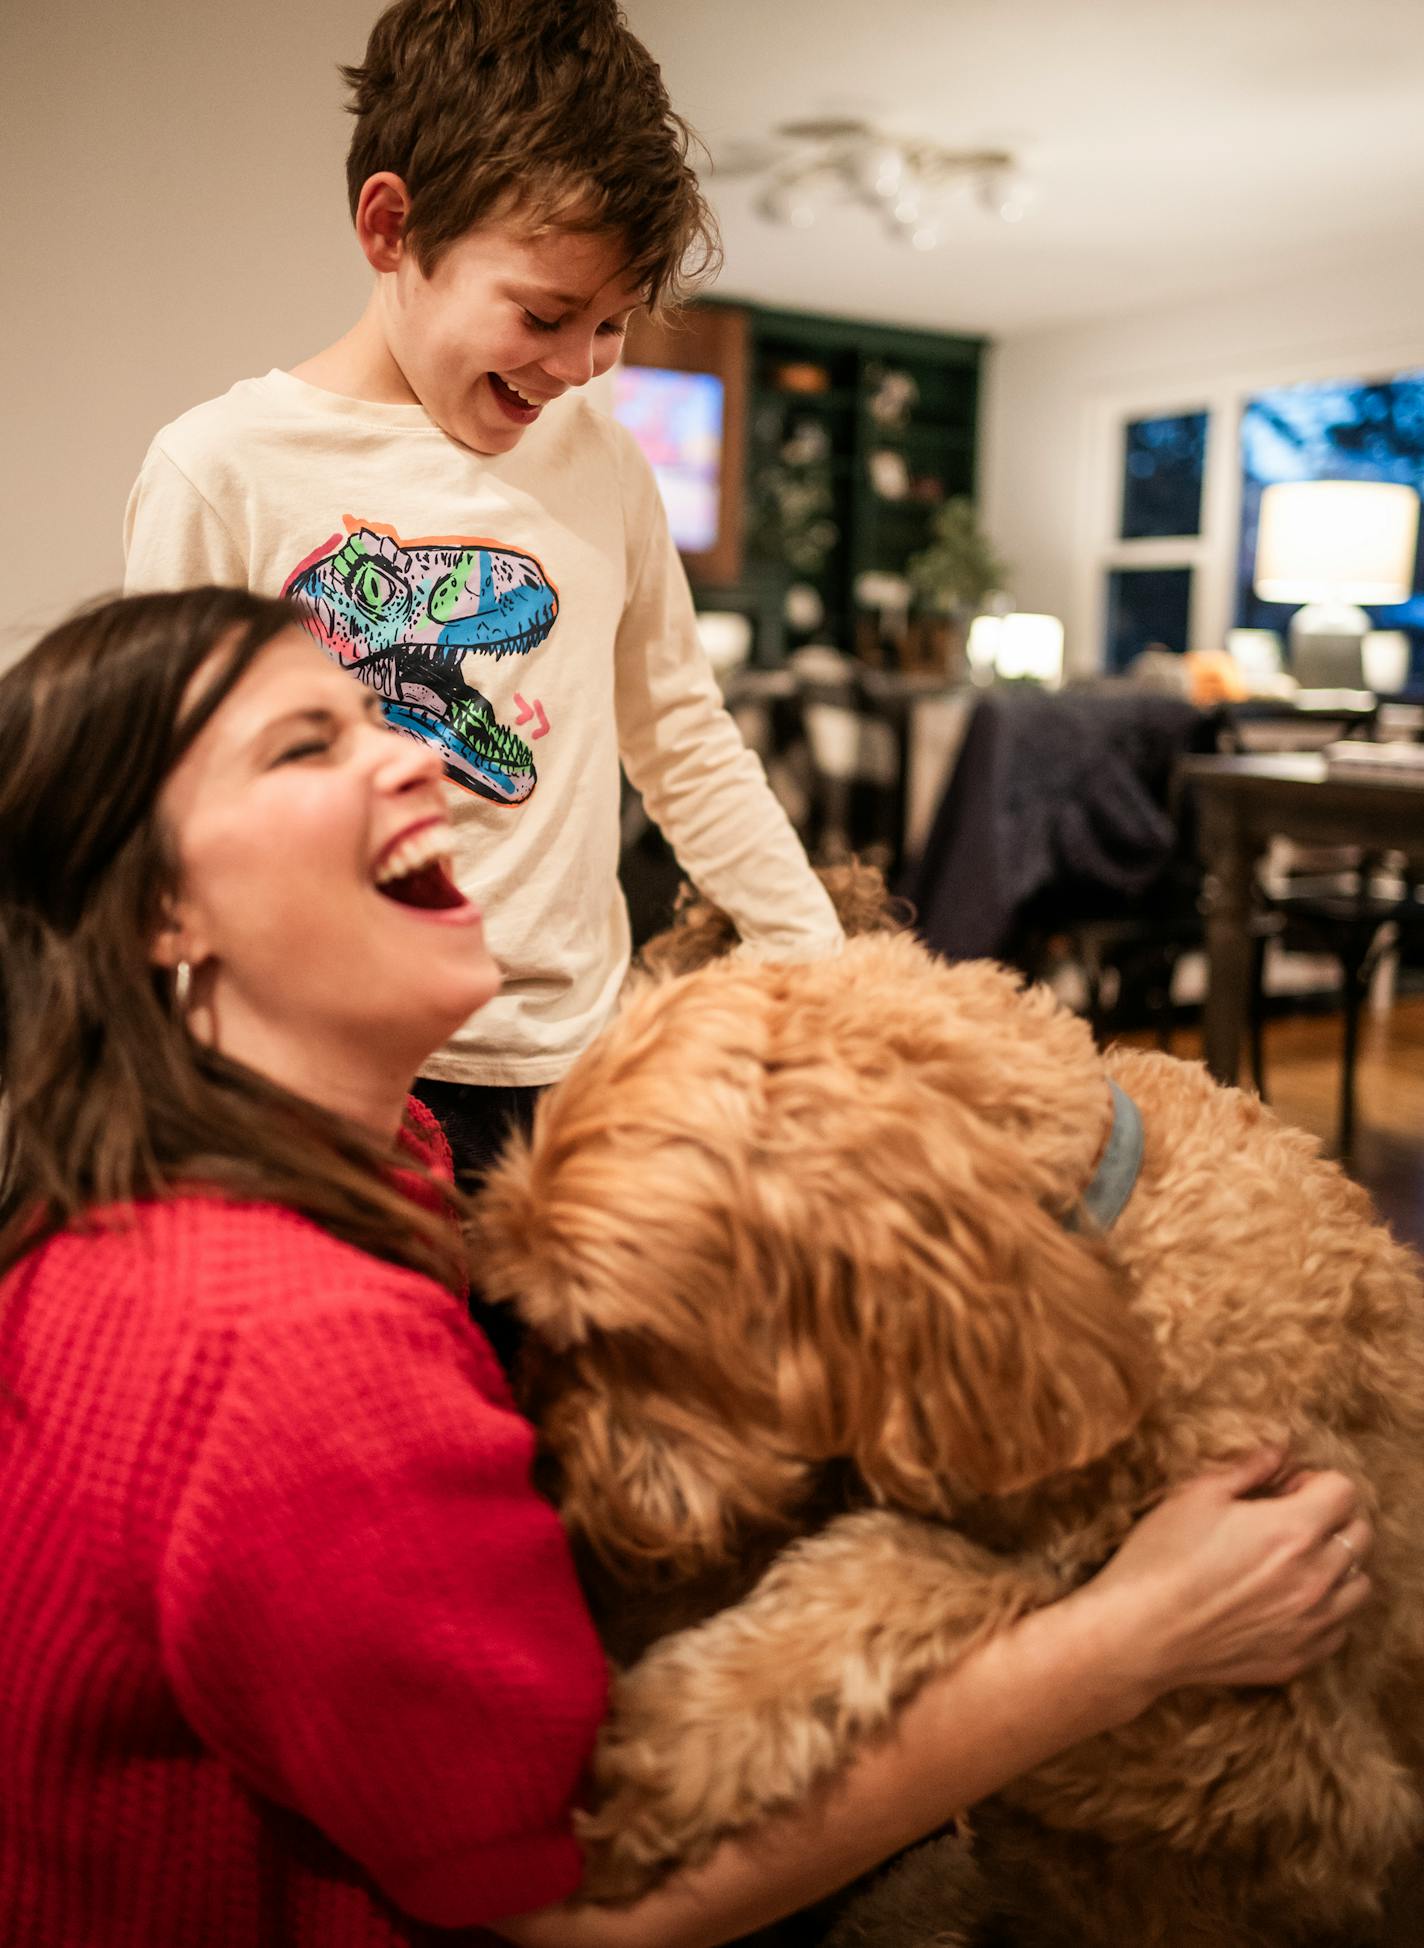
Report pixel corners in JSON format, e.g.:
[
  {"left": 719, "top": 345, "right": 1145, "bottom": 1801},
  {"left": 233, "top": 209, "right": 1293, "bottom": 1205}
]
[
  {"left": 1236, "top": 373, "right": 1424, "bottom": 686},
  {"left": 1105, "top": 567, "right": 1192, "bottom": 672},
  {"left": 1120, "top": 412, "right": 1208, "bottom": 540}
]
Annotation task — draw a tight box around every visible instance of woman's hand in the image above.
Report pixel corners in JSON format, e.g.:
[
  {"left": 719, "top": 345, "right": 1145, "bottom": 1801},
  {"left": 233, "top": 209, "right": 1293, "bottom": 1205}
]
[
  {"left": 498, "top": 1448, "right": 1374, "bottom": 1948},
  {"left": 1077, "top": 1446, "right": 1372, "bottom": 1714}
]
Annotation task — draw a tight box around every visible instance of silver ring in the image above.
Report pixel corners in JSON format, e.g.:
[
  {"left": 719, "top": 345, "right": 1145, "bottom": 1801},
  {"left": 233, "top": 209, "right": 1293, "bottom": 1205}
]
[{"left": 1328, "top": 1530, "right": 1360, "bottom": 1579}]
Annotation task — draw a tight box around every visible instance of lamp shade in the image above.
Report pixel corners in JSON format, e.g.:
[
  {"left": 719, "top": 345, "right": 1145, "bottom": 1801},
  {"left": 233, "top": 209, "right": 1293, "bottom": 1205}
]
[
  {"left": 1254, "top": 481, "right": 1419, "bottom": 605},
  {"left": 994, "top": 613, "right": 1064, "bottom": 684}
]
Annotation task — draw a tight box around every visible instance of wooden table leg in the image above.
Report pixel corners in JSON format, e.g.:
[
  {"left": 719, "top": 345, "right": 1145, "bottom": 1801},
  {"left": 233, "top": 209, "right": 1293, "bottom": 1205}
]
[{"left": 1198, "top": 798, "right": 1258, "bottom": 1087}]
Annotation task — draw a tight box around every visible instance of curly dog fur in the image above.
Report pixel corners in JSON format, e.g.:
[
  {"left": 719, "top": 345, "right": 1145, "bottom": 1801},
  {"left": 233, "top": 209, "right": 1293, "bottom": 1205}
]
[
  {"left": 477, "top": 883, "right": 1424, "bottom": 1947},
  {"left": 633, "top": 858, "right": 913, "bottom": 983}
]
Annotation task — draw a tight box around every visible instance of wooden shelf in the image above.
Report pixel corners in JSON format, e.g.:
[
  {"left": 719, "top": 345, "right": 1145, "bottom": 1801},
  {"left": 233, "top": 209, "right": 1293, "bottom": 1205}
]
[
  {"left": 866, "top": 423, "right": 975, "bottom": 456},
  {"left": 754, "top": 385, "right": 860, "bottom": 414}
]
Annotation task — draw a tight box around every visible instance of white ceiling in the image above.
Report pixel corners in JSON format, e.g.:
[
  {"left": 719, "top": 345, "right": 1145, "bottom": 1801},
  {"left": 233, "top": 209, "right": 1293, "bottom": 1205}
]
[{"left": 624, "top": 0, "right": 1424, "bottom": 339}]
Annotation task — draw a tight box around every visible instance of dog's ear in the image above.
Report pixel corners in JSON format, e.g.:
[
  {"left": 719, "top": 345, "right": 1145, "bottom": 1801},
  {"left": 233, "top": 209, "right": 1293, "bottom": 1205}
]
[
  {"left": 526, "top": 1344, "right": 814, "bottom": 1577},
  {"left": 763, "top": 1111, "right": 1158, "bottom": 1508},
  {"left": 878, "top": 1201, "right": 1152, "bottom": 1504},
  {"left": 476, "top": 1067, "right": 818, "bottom": 1572},
  {"left": 477, "top": 944, "right": 1155, "bottom": 1532}
]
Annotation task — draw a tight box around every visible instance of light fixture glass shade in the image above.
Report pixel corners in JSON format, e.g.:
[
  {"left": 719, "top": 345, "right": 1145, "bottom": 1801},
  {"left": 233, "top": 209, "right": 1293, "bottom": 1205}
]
[
  {"left": 850, "top": 139, "right": 908, "bottom": 203},
  {"left": 747, "top": 125, "right": 1031, "bottom": 249},
  {"left": 1254, "top": 481, "right": 1420, "bottom": 604},
  {"left": 976, "top": 163, "right": 1036, "bottom": 223}
]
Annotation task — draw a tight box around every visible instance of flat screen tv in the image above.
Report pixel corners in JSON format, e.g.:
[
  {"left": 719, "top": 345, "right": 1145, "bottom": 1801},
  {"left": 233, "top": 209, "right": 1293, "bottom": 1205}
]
[{"left": 612, "top": 364, "right": 725, "bottom": 554}]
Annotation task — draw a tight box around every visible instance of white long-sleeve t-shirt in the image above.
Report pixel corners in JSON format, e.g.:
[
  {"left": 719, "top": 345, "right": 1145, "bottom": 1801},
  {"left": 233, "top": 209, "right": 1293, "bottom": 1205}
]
[{"left": 125, "top": 371, "right": 841, "bottom": 1086}]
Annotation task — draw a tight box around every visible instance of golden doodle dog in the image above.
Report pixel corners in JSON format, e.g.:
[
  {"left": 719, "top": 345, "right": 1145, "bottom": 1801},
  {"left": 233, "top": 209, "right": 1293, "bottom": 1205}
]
[{"left": 476, "top": 871, "right": 1424, "bottom": 1948}]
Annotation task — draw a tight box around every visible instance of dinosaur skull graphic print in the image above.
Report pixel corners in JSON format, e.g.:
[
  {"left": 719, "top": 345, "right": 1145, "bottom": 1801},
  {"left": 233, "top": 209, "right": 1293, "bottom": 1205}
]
[{"left": 284, "top": 522, "right": 559, "bottom": 804}]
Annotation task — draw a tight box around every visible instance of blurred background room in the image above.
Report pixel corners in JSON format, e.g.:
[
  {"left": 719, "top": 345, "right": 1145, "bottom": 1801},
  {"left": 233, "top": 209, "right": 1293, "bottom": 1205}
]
[{"left": 4, "top": 0, "right": 1423, "bottom": 1235}]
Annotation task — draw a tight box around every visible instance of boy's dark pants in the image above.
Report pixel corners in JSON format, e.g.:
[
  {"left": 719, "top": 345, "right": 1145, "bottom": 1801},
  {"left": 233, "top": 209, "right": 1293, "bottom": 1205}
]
[{"left": 411, "top": 1078, "right": 543, "bottom": 1373}]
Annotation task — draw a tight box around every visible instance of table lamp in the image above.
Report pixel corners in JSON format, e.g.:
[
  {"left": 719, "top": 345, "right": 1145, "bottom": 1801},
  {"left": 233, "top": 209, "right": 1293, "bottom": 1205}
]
[
  {"left": 1361, "top": 630, "right": 1412, "bottom": 695},
  {"left": 966, "top": 612, "right": 1064, "bottom": 685},
  {"left": 995, "top": 612, "right": 1065, "bottom": 684},
  {"left": 1252, "top": 480, "right": 1419, "bottom": 689}
]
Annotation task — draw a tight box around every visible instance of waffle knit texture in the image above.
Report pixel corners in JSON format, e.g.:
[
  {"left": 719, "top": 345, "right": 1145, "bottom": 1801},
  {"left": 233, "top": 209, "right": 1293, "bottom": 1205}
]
[{"left": 0, "top": 1103, "right": 607, "bottom": 1945}]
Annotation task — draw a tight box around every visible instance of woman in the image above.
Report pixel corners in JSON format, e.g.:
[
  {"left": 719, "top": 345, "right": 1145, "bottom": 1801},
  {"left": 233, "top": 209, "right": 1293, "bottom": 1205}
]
[{"left": 0, "top": 589, "right": 1372, "bottom": 1948}]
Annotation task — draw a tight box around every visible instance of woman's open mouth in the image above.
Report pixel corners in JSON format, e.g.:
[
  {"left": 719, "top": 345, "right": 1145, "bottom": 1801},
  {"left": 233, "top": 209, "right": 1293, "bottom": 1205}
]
[
  {"left": 378, "top": 858, "right": 468, "bottom": 910},
  {"left": 373, "top": 820, "right": 472, "bottom": 914}
]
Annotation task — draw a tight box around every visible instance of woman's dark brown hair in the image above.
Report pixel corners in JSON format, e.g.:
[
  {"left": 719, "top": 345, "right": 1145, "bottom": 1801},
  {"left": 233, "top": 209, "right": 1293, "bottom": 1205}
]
[
  {"left": 0, "top": 587, "right": 465, "bottom": 1288},
  {"left": 342, "top": 0, "right": 721, "bottom": 310}
]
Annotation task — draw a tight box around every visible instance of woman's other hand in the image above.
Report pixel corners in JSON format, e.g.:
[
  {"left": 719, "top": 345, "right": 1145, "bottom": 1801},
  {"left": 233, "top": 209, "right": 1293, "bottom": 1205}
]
[{"left": 1082, "top": 1446, "right": 1371, "bottom": 1711}]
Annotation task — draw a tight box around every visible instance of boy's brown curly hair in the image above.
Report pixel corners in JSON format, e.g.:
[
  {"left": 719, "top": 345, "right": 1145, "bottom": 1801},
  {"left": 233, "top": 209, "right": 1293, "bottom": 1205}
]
[{"left": 342, "top": 0, "right": 721, "bottom": 310}]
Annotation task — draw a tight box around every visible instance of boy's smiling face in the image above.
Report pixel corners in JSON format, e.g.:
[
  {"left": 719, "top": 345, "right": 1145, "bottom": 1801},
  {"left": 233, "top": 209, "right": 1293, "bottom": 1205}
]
[{"left": 380, "top": 218, "right": 644, "bottom": 455}]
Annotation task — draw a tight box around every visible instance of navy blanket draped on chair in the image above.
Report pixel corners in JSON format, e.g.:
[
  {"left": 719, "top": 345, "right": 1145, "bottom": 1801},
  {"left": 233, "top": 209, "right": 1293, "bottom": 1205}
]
[{"left": 906, "top": 687, "right": 1217, "bottom": 969}]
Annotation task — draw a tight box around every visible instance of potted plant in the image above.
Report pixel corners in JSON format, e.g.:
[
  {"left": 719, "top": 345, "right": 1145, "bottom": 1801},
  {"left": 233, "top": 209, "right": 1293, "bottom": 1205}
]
[{"left": 905, "top": 497, "right": 1010, "bottom": 675}]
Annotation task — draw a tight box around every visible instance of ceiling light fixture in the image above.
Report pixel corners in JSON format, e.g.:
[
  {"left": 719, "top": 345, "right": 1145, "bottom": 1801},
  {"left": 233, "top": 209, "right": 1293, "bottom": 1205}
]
[{"left": 727, "top": 119, "right": 1034, "bottom": 247}]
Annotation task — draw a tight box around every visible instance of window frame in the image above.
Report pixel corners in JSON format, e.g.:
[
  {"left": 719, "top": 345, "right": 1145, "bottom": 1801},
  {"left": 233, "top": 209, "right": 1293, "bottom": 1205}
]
[{"left": 1074, "top": 335, "right": 1424, "bottom": 677}]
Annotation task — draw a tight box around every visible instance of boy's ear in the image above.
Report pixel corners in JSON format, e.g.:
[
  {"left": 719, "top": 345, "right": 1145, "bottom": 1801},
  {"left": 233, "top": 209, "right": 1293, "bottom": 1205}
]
[{"left": 354, "top": 172, "right": 413, "bottom": 274}]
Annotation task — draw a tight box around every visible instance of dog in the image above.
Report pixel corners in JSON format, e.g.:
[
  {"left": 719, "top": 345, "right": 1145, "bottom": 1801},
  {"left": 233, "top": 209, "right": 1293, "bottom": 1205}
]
[
  {"left": 632, "top": 857, "right": 913, "bottom": 984},
  {"left": 476, "top": 875, "right": 1424, "bottom": 1947}
]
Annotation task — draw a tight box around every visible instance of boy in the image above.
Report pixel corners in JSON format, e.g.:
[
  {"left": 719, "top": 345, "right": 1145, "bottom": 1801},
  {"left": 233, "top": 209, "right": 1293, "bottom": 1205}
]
[{"left": 125, "top": 0, "right": 842, "bottom": 1193}]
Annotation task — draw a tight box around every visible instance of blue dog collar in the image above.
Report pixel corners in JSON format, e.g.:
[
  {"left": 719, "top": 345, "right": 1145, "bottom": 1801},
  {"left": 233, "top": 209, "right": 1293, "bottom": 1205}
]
[{"left": 1069, "top": 1080, "right": 1144, "bottom": 1234}]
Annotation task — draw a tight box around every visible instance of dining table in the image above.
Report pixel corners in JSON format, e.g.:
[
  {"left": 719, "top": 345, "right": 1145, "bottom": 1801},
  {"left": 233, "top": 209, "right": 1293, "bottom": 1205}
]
[{"left": 1179, "top": 750, "right": 1424, "bottom": 1088}]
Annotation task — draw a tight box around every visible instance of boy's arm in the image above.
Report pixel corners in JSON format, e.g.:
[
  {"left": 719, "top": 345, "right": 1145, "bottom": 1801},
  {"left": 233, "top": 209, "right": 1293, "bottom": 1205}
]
[
  {"left": 611, "top": 434, "right": 842, "bottom": 962},
  {"left": 124, "top": 442, "right": 248, "bottom": 592}
]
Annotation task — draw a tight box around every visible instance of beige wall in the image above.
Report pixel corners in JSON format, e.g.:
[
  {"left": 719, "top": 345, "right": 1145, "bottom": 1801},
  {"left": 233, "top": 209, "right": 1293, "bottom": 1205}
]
[
  {"left": 1, "top": 0, "right": 382, "bottom": 658},
  {"left": 11, "top": 0, "right": 1423, "bottom": 680}
]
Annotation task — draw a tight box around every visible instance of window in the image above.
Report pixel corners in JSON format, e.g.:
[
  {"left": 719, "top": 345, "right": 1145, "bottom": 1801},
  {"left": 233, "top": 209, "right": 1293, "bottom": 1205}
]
[
  {"left": 1120, "top": 412, "right": 1208, "bottom": 541},
  {"left": 1098, "top": 407, "right": 1211, "bottom": 670},
  {"left": 1105, "top": 567, "right": 1193, "bottom": 672}
]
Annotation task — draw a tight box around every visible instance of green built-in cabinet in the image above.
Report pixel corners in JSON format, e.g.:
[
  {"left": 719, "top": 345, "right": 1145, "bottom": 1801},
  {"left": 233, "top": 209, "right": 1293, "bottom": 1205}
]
[
  {"left": 741, "top": 304, "right": 982, "bottom": 659},
  {"left": 625, "top": 300, "right": 984, "bottom": 666}
]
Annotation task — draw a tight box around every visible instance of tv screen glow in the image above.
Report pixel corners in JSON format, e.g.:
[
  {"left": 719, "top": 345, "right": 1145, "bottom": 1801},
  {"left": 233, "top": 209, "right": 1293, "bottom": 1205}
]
[{"left": 612, "top": 365, "right": 724, "bottom": 553}]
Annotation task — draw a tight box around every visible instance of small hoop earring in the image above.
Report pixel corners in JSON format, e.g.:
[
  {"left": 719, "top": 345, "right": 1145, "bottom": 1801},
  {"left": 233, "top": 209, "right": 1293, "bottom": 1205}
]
[{"left": 173, "top": 960, "right": 193, "bottom": 1013}]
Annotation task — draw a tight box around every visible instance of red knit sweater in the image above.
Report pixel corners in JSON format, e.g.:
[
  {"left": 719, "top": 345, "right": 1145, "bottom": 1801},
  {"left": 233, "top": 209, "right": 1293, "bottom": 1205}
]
[{"left": 0, "top": 1108, "right": 608, "bottom": 1946}]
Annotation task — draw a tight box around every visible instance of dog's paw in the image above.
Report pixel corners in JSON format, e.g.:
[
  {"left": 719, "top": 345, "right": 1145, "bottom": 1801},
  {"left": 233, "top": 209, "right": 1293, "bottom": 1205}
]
[
  {"left": 574, "top": 1511, "right": 1061, "bottom": 1902},
  {"left": 572, "top": 1613, "right": 843, "bottom": 1899}
]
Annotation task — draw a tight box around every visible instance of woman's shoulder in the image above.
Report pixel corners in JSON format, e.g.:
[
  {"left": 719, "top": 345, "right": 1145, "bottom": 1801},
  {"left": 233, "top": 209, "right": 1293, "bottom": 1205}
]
[
  {"left": 17, "top": 1190, "right": 513, "bottom": 1417},
  {"left": 23, "top": 1191, "right": 455, "bottom": 1333},
  {"left": 22, "top": 1094, "right": 456, "bottom": 1306}
]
